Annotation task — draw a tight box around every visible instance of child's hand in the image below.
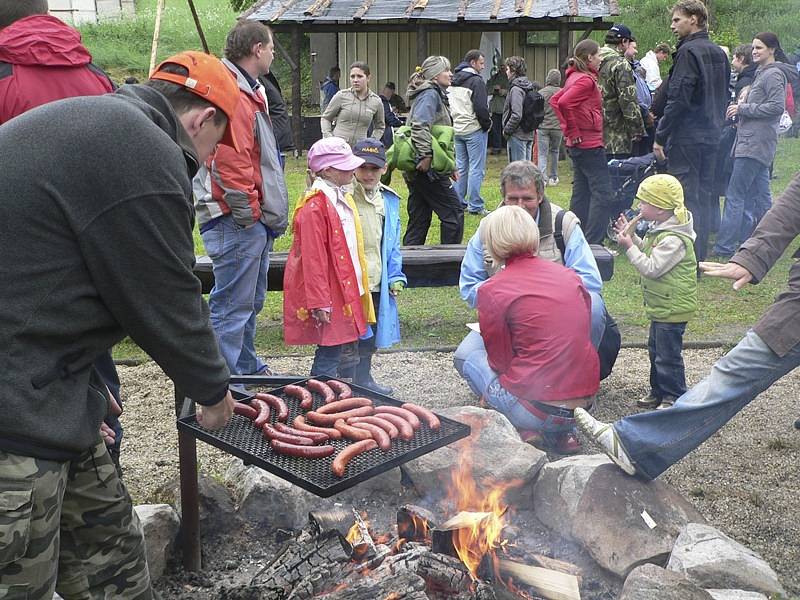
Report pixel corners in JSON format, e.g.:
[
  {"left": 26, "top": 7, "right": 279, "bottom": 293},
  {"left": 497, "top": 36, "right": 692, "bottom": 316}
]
[
  {"left": 311, "top": 309, "right": 331, "bottom": 324},
  {"left": 389, "top": 281, "right": 405, "bottom": 297},
  {"left": 616, "top": 230, "right": 633, "bottom": 250},
  {"left": 613, "top": 213, "right": 629, "bottom": 235}
]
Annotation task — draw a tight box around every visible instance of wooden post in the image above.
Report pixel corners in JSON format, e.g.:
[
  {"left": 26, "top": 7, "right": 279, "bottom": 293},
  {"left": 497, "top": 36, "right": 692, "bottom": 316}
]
[
  {"left": 291, "top": 26, "right": 303, "bottom": 155},
  {"left": 149, "top": 0, "right": 166, "bottom": 76},
  {"left": 416, "top": 24, "right": 428, "bottom": 66},
  {"left": 557, "top": 21, "right": 570, "bottom": 71}
]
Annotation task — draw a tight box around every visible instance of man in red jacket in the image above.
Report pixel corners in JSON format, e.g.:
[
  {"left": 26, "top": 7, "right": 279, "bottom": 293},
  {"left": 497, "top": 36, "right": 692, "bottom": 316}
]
[{"left": 0, "top": 1, "right": 115, "bottom": 123}]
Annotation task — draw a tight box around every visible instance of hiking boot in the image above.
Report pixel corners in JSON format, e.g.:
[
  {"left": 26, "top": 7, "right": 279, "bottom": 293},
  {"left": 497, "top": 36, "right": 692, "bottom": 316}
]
[
  {"left": 656, "top": 396, "right": 676, "bottom": 410},
  {"left": 356, "top": 378, "right": 394, "bottom": 396},
  {"left": 574, "top": 408, "right": 636, "bottom": 475},
  {"left": 636, "top": 394, "right": 661, "bottom": 409}
]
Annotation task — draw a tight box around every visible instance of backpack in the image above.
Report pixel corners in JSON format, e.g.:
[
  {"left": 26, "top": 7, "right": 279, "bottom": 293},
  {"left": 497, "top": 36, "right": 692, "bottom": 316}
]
[
  {"left": 554, "top": 210, "right": 621, "bottom": 381},
  {"left": 519, "top": 88, "right": 545, "bottom": 133}
]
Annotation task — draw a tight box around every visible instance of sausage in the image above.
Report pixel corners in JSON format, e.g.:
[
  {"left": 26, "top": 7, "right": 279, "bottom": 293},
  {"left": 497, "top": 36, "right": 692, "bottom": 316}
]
[
  {"left": 334, "top": 419, "right": 374, "bottom": 442},
  {"left": 274, "top": 422, "right": 329, "bottom": 444},
  {"left": 306, "top": 406, "right": 374, "bottom": 426},
  {"left": 249, "top": 398, "right": 271, "bottom": 428},
  {"left": 347, "top": 415, "right": 399, "bottom": 439},
  {"left": 305, "top": 378, "right": 336, "bottom": 403},
  {"left": 255, "top": 392, "right": 289, "bottom": 422},
  {"left": 316, "top": 396, "right": 373, "bottom": 415},
  {"left": 374, "top": 405, "right": 421, "bottom": 430},
  {"left": 271, "top": 440, "right": 335, "bottom": 458},
  {"left": 326, "top": 379, "right": 353, "bottom": 400},
  {"left": 262, "top": 423, "right": 313, "bottom": 445},
  {"left": 401, "top": 403, "right": 441, "bottom": 430},
  {"left": 283, "top": 384, "right": 314, "bottom": 410},
  {"left": 293, "top": 415, "right": 342, "bottom": 440},
  {"left": 233, "top": 402, "right": 258, "bottom": 421},
  {"left": 363, "top": 412, "right": 414, "bottom": 440},
  {"left": 350, "top": 422, "right": 391, "bottom": 451},
  {"left": 332, "top": 439, "right": 378, "bottom": 477}
]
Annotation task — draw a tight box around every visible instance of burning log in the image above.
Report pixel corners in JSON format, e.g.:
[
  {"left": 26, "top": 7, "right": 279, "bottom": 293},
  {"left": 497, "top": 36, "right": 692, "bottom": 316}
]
[
  {"left": 430, "top": 510, "right": 494, "bottom": 557},
  {"left": 346, "top": 510, "right": 377, "bottom": 561},
  {"left": 415, "top": 551, "right": 473, "bottom": 593},
  {"left": 312, "top": 569, "right": 428, "bottom": 600},
  {"left": 397, "top": 504, "right": 436, "bottom": 543},
  {"left": 528, "top": 553, "right": 582, "bottom": 578},
  {"left": 497, "top": 558, "right": 581, "bottom": 600},
  {"left": 308, "top": 507, "right": 355, "bottom": 537}
]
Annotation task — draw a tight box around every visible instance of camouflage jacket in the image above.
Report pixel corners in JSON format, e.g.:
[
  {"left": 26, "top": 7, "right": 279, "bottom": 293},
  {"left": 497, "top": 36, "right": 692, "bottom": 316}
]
[{"left": 598, "top": 45, "right": 645, "bottom": 154}]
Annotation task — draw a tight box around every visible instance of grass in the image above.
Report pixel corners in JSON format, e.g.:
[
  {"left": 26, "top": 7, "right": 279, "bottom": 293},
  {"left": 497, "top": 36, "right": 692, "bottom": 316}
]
[{"left": 114, "top": 137, "right": 800, "bottom": 361}]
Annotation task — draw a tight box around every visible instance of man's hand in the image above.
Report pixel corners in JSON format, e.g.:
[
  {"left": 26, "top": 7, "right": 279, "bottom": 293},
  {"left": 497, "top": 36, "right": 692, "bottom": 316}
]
[
  {"left": 100, "top": 392, "right": 123, "bottom": 446},
  {"left": 196, "top": 391, "right": 235, "bottom": 431},
  {"left": 416, "top": 156, "right": 432, "bottom": 173},
  {"left": 699, "top": 261, "right": 753, "bottom": 291},
  {"left": 653, "top": 141, "right": 666, "bottom": 162},
  {"left": 100, "top": 422, "right": 117, "bottom": 446}
]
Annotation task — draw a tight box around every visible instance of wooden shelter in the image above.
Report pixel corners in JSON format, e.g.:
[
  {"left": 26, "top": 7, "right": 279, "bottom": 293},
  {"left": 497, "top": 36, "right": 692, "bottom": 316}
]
[{"left": 245, "top": 0, "right": 617, "bottom": 151}]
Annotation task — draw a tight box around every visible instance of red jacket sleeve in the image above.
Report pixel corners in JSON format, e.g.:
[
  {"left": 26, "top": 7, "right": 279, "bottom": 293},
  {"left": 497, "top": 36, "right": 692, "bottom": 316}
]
[
  {"left": 552, "top": 75, "right": 593, "bottom": 142},
  {"left": 294, "top": 199, "right": 333, "bottom": 310}
]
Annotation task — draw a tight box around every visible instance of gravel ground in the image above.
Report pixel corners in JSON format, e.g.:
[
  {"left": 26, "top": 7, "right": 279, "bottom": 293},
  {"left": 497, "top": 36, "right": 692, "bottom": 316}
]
[{"left": 117, "top": 347, "right": 800, "bottom": 595}]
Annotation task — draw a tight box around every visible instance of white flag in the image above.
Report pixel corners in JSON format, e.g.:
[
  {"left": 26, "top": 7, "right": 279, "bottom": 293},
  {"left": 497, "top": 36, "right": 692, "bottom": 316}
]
[{"left": 479, "top": 32, "right": 502, "bottom": 82}]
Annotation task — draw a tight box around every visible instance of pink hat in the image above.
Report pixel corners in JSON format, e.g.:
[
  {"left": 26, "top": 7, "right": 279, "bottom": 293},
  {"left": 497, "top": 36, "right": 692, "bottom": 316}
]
[{"left": 308, "top": 137, "right": 365, "bottom": 173}]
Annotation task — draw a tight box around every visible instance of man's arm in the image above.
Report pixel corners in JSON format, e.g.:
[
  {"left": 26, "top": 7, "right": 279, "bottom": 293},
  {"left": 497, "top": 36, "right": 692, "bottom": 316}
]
[
  {"left": 654, "top": 52, "right": 699, "bottom": 146},
  {"left": 563, "top": 224, "right": 603, "bottom": 293},
  {"left": 615, "top": 62, "right": 646, "bottom": 138},
  {"left": 471, "top": 78, "right": 493, "bottom": 131},
  {"left": 459, "top": 230, "right": 490, "bottom": 308}
]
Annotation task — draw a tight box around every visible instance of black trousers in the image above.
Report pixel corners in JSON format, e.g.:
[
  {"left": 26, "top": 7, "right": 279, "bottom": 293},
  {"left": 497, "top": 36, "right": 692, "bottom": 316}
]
[
  {"left": 489, "top": 113, "right": 505, "bottom": 150},
  {"left": 666, "top": 142, "right": 718, "bottom": 262},
  {"left": 567, "top": 146, "right": 615, "bottom": 244},
  {"left": 403, "top": 171, "right": 465, "bottom": 245}
]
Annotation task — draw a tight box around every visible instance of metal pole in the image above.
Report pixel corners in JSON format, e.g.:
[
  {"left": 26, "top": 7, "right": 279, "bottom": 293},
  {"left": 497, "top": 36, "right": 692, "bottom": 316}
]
[
  {"left": 186, "top": 0, "right": 210, "bottom": 54},
  {"left": 175, "top": 387, "right": 202, "bottom": 572}
]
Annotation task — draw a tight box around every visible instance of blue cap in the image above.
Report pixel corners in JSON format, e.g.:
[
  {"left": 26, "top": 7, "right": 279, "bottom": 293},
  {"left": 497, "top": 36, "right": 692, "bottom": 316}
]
[
  {"left": 352, "top": 138, "right": 386, "bottom": 167},
  {"left": 608, "top": 23, "right": 635, "bottom": 41}
]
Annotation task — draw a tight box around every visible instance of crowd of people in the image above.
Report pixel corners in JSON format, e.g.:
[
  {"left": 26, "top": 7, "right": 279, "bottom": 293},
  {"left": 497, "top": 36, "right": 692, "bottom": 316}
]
[{"left": 1, "top": 0, "right": 800, "bottom": 595}]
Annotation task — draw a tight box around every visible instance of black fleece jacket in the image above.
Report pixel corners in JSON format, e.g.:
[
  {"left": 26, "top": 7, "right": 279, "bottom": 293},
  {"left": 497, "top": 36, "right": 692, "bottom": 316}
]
[{"left": 0, "top": 85, "right": 230, "bottom": 461}]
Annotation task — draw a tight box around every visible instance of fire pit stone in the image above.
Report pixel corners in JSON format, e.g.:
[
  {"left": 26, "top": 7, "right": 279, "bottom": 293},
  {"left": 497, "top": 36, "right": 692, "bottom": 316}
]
[
  {"left": 619, "top": 563, "right": 719, "bottom": 600},
  {"left": 401, "top": 406, "right": 546, "bottom": 505}
]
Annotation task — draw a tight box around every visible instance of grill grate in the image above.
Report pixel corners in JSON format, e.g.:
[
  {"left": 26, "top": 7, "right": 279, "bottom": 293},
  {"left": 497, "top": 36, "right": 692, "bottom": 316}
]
[{"left": 177, "top": 377, "right": 470, "bottom": 497}]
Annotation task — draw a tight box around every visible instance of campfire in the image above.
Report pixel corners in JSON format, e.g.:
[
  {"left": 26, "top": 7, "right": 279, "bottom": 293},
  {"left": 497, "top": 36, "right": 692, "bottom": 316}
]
[{"left": 247, "top": 438, "right": 581, "bottom": 600}]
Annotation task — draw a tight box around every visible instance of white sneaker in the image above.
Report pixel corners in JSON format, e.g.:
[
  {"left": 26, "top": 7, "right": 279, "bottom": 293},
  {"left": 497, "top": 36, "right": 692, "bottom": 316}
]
[
  {"left": 574, "top": 408, "right": 636, "bottom": 475},
  {"left": 549, "top": 177, "right": 559, "bottom": 186}
]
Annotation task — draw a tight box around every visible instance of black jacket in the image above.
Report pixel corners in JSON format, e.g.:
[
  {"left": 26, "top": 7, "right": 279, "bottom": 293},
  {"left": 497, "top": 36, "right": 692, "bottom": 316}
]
[
  {"left": 0, "top": 85, "right": 230, "bottom": 460},
  {"left": 451, "top": 62, "right": 492, "bottom": 131},
  {"left": 260, "top": 72, "right": 293, "bottom": 151},
  {"left": 655, "top": 30, "right": 730, "bottom": 147},
  {"left": 733, "top": 63, "right": 757, "bottom": 100}
]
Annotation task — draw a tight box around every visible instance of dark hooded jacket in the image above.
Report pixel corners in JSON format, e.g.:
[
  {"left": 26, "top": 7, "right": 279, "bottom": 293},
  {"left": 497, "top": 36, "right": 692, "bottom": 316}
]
[
  {"left": 0, "top": 85, "right": 230, "bottom": 461},
  {"left": 0, "top": 14, "right": 114, "bottom": 124},
  {"left": 502, "top": 76, "right": 536, "bottom": 141},
  {"left": 733, "top": 63, "right": 758, "bottom": 101}
]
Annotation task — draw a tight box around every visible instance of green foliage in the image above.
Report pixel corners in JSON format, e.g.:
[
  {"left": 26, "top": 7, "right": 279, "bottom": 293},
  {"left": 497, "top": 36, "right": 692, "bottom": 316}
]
[{"left": 230, "top": 0, "right": 257, "bottom": 11}]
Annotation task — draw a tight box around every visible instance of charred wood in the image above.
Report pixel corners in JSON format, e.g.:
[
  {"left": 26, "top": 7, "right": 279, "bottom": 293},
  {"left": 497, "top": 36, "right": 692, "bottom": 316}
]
[
  {"left": 397, "top": 504, "right": 436, "bottom": 543},
  {"left": 313, "top": 569, "right": 428, "bottom": 599},
  {"left": 307, "top": 508, "right": 355, "bottom": 537}
]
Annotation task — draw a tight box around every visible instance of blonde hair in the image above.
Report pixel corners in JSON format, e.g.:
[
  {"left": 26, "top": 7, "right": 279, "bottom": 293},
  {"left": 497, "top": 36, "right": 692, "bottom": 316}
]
[{"left": 480, "top": 205, "right": 539, "bottom": 267}]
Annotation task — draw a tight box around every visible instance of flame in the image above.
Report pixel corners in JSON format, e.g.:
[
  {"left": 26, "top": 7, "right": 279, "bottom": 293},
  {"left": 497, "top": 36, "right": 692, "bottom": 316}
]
[
  {"left": 444, "top": 416, "right": 522, "bottom": 580},
  {"left": 345, "top": 522, "right": 360, "bottom": 546}
]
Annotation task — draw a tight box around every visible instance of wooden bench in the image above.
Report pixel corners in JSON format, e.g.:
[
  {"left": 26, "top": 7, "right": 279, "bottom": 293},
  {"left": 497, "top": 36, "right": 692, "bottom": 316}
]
[{"left": 193, "top": 244, "right": 613, "bottom": 293}]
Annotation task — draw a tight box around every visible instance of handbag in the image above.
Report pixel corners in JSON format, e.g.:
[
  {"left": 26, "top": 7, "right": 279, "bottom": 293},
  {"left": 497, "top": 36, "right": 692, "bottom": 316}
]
[{"left": 778, "top": 110, "right": 793, "bottom": 135}]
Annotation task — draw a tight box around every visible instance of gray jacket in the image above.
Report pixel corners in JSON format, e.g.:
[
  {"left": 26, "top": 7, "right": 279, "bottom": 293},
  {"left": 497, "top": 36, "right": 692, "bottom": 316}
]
[
  {"left": 321, "top": 87, "right": 385, "bottom": 146},
  {"left": 407, "top": 80, "right": 452, "bottom": 158},
  {"left": 537, "top": 84, "right": 562, "bottom": 131},
  {"left": 734, "top": 62, "right": 786, "bottom": 167},
  {"left": 502, "top": 76, "right": 535, "bottom": 141}
]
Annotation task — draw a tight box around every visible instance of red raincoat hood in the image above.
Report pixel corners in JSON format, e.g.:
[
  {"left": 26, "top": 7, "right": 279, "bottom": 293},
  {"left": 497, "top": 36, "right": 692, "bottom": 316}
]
[{"left": 0, "top": 14, "right": 92, "bottom": 67}]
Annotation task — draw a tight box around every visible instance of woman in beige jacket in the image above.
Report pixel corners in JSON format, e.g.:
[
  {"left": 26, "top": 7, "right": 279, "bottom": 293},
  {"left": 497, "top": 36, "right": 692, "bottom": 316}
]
[{"left": 321, "top": 61, "right": 385, "bottom": 146}]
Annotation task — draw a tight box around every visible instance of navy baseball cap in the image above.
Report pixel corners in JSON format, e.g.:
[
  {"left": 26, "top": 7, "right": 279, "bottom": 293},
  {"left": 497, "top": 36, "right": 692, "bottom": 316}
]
[
  {"left": 353, "top": 138, "right": 386, "bottom": 167},
  {"left": 608, "top": 23, "right": 635, "bottom": 41}
]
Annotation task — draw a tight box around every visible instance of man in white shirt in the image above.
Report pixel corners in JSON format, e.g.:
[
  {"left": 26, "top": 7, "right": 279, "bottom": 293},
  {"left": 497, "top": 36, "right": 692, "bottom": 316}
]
[{"left": 640, "top": 43, "right": 671, "bottom": 91}]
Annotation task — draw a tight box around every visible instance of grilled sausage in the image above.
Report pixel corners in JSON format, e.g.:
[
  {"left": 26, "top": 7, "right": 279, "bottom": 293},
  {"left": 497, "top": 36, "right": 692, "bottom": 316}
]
[
  {"left": 233, "top": 402, "right": 259, "bottom": 421},
  {"left": 347, "top": 415, "right": 399, "bottom": 439},
  {"left": 305, "top": 378, "right": 336, "bottom": 403},
  {"left": 401, "top": 403, "right": 441, "bottom": 430},
  {"left": 326, "top": 379, "right": 353, "bottom": 400},
  {"left": 334, "top": 419, "right": 373, "bottom": 442},
  {"left": 332, "top": 439, "right": 378, "bottom": 477},
  {"left": 306, "top": 406, "right": 374, "bottom": 426},
  {"left": 255, "top": 392, "right": 289, "bottom": 422},
  {"left": 363, "top": 412, "right": 414, "bottom": 440},
  {"left": 274, "top": 422, "right": 329, "bottom": 444},
  {"left": 316, "top": 397, "right": 373, "bottom": 415},
  {"left": 293, "top": 415, "right": 343, "bottom": 440},
  {"left": 374, "top": 405, "right": 421, "bottom": 430},
  {"left": 250, "top": 398, "right": 271, "bottom": 428},
  {"left": 283, "top": 384, "right": 314, "bottom": 410},
  {"left": 350, "top": 422, "right": 391, "bottom": 451},
  {"left": 271, "top": 440, "right": 335, "bottom": 458},
  {"left": 262, "top": 423, "right": 313, "bottom": 445}
]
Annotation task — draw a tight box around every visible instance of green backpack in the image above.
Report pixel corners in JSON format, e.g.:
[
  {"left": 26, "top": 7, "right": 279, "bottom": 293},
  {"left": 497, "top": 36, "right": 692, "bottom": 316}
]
[{"left": 386, "top": 125, "right": 456, "bottom": 174}]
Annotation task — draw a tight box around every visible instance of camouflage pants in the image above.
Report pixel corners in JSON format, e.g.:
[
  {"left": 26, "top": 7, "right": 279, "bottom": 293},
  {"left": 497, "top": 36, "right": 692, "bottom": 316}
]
[{"left": 0, "top": 440, "right": 152, "bottom": 599}]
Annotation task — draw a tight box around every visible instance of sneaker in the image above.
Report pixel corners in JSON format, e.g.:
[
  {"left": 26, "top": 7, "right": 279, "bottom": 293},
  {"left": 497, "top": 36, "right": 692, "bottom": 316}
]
[
  {"left": 468, "top": 209, "right": 489, "bottom": 217},
  {"left": 553, "top": 431, "right": 583, "bottom": 455},
  {"left": 548, "top": 177, "right": 559, "bottom": 186},
  {"left": 656, "top": 396, "right": 676, "bottom": 410},
  {"left": 636, "top": 394, "right": 661, "bottom": 409},
  {"left": 574, "top": 408, "right": 636, "bottom": 475}
]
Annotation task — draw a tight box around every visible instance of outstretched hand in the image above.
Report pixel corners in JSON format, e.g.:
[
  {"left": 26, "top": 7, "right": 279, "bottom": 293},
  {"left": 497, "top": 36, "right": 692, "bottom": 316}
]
[{"left": 699, "top": 261, "right": 753, "bottom": 290}]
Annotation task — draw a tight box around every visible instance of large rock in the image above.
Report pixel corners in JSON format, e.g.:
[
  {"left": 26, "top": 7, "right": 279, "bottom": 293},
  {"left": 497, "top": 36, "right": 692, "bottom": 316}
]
[
  {"left": 533, "top": 455, "right": 705, "bottom": 577},
  {"left": 173, "top": 474, "right": 238, "bottom": 537},
  {"left": 134, "top": 503, "right": 180, "bottom": 580},
  {"left": 706, "top": 591, "right": 768, "bottom": 600},
  {"left": 668, "top": 523, "right": 786, "bottom": 596},
  {"left": 619, "top": 563, "right": 714, "bottom": 600},
  {"left": 401, "top": 406, "right": 547, "bottom": 505}
]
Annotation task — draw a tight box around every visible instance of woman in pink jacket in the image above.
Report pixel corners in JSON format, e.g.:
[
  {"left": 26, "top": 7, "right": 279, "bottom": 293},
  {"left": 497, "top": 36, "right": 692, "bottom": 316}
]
[{"left": 550, "top": 40, "right": 615, "bottom": 245}]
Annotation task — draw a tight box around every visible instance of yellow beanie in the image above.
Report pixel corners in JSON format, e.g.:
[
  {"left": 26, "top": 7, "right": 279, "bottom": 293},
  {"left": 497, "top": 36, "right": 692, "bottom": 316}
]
[{"left": 635, "top": 174, "right": 688, "bottom": 224}]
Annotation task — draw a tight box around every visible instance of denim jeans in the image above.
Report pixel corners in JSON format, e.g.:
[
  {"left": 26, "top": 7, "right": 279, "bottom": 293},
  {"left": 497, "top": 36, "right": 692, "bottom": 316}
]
[
  {"left": 202, "top": 215, "right": 272, "bottom": 375},
  {"left": 537, "top": 128, "right": 562, "bottom": 180},
  {"left": 455, "top": 129, "right": 489, "bottom": 212},
  {"left": 453, "top": 331, "right": 575, "bottom": 435},
  {"left": 615, "top": 329, "right": 800, "bottom": 480},
  {"left": 648, "top": 321, "right": 687, "bottom": 399},
  {"left": 507, "top": 136, "right": 533, "bottom": 163},
  {"left": 312, "top": 344, "right": 345, "bottom": 378},
  {"left": 713, "top": 157, "right": 772, "bottom": 257},
  {"left": 567, "top": 146, "right": 615, "bottom": 244}
]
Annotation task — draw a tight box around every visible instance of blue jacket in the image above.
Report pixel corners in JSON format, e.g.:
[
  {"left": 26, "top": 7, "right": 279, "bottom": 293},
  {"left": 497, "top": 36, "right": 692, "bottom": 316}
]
[{"left": 361, "top": 185, "right": 407, "bottom": 348}]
